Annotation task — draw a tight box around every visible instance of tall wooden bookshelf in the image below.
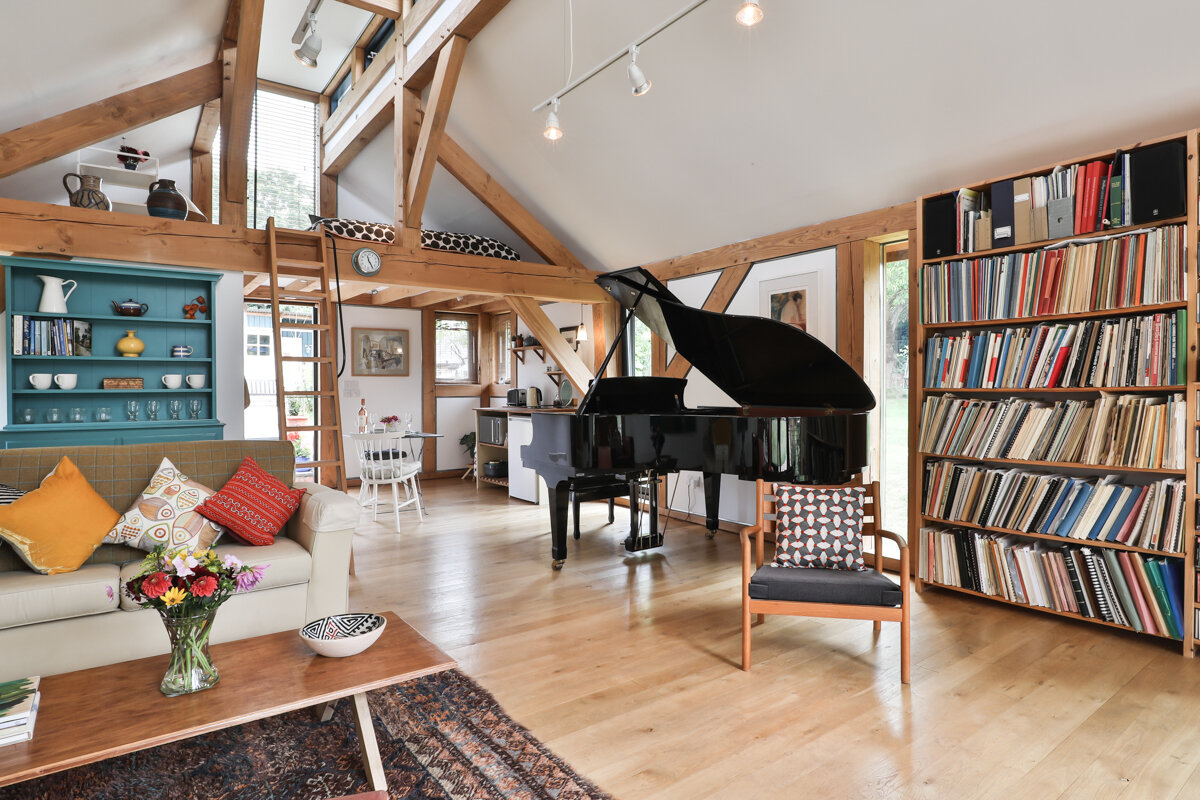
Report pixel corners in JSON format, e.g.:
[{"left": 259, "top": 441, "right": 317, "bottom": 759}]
[{"left": 909, "top": 129, "right": 1199, "bottom": 656}]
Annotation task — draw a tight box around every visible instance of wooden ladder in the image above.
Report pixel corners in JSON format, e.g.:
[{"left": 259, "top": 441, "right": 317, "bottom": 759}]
[{"left": 265, "top": 218, "right": 347, "bottom": 491}]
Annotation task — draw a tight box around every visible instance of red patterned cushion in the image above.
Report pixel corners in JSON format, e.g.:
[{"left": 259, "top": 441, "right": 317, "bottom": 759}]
[
  {"left": 772, "top": 485, "right": 866, "bottom": 571},
  {"left": 197, "top": 458, "right": 305, "bottom": 546}
]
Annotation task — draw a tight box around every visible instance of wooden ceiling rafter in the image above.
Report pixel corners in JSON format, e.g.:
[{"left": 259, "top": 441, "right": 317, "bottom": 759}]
[
  {"left": 219, "top": 0, "right": 266, "bottom": 229},
  {"left": 338, "top": 0, "right": 402, "bottom": 18},
  {"left": 400, "top": 0, "right": 509, "bottom": 91},
  {"left": 505, "top": 295, "right": 593, "bottom": 395}
]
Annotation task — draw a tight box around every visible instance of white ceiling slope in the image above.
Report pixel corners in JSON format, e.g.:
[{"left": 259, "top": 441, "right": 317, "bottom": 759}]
[{"left": 444, "top": 0, "right": 1200, "bottom": 269}]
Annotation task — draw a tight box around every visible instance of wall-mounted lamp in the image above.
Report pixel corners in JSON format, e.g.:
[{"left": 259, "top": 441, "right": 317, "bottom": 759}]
[
  {"left": 627, "top": 45, "right": 652, "bottom": 97},
  {"left": 735, "top": 1, "right": 764, "bottom": 26}
]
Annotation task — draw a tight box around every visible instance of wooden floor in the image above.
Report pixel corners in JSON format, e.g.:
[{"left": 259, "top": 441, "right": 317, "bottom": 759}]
[{"left": 350, "top": 479, "right": 1200, "bottom": 800}]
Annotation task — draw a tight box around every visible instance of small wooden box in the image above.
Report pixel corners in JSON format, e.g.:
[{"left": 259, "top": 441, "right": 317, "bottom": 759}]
[{"left": 102, "top": 377, "right": 144, "bottom": 390}]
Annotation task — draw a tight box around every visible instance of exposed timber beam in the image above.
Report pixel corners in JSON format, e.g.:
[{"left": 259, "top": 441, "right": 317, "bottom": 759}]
[
  {"left": 664, "top": 263, "right": 751, "bottom": 378},
  {"left": 371, "top": 286, "right": 424, "bottom": 305},
  {"left": 322, "top": 86, "right": 395, "bottom": 175},
  {"left": 478, "top": 299, "right": 510, "bottom": 313},
  {"left": 321, "top": 36, "right": 397, "bottom": 142},
  {"left": 0, "top": 63, "right": 222, "bottom": 180},
  {"left": 338, "top": 0, "right": 402, "bottom": 17},
  {"left": 394, "top": 85, "right": 421, "bottom": 237},
  {"left": 220, "top": 0, "right": 265, "bottom": 228},
  {"left": 192, "top": 99, "right": 221, "bottom": 155},
  {"left": 0, "top": 197, "right": 607, "bottom": 303},
  {"left": 404, "top": 35, "right": 468, "bottom": 236},
  {"left": 436, "top": 136, "right": 587, "bottom": 273},
  {"left": 506, "top": 296, "right": 593, "bottom": 396},
  {"left": 402, "top": 0, "right": 510, "bottom": 90},
  {"left": 244, "top": 274, "right": 269, "bottom": 293},
  {"left": 407, "top": 290, "right": 461, "bottom": 308},
  {"left": 440, "top": 294, "right": 492, "bottom": 310}
]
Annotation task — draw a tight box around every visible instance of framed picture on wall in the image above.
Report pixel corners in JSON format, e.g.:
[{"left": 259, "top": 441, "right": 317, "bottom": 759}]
[
  {"left": 558, "top": 325, "right": 579, "bottom": 351},
  {"left": 757, "top": 256, "right": 836, "bottom": 349},
  {"left": 351, "top": 328, "right": 410, "bottom": 376}
]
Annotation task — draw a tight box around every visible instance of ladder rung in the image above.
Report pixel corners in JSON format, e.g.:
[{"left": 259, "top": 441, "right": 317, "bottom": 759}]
[
  {"left": 276, "top": 258, "right": 325, "bottom": 270},
  {"left": 281, "top": 356, "right": 334, "bottom": 363},
  {"left": 276, "top": 227, "right": 325, "bottom": 239}
]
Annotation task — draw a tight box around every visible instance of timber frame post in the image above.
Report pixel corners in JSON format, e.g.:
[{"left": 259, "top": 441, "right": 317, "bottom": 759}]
[{"left": 219, "top": 0, "right": 265, "bottom": 229}]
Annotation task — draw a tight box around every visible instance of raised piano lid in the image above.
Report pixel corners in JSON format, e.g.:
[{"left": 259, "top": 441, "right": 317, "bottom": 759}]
[{"left": 594, "top": 267, "right": 876, "bottom": 413}]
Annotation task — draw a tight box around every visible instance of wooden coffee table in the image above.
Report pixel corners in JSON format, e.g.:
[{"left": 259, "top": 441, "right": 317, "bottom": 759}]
[{"left": 0, "top": 611, "right": 454, "bottom": 791}]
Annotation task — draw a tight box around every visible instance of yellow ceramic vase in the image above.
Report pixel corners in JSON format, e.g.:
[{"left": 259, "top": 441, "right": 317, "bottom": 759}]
[{"left": 117, "top": 330, "right": 145, "bottom": 358}]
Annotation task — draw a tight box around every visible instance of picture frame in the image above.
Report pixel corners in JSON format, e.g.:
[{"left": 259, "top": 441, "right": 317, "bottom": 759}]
[
  {"left": 757, "top": 257, "right": 836, "bottom": 348},
  {"left": 351, "top": 328, "right": 410, "bottom": 376},
  {"left": 558, "top": 325, "right": 579, "bottom": 351}
]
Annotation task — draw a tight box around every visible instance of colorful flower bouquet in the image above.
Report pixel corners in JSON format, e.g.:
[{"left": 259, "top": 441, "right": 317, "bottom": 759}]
[
  {"left": 380, "top": 414, "right": 401, "bottom": 431},
  {"left": 125, "top": 545, "right": 268, "bottom": 696}
]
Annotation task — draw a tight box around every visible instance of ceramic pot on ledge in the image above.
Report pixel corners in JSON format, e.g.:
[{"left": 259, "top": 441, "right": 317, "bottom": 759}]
[{"left": 146, "top": 179, "right": 188, "bottom": 220}]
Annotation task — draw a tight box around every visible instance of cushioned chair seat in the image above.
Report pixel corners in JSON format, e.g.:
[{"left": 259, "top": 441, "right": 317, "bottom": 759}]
[
  {"left": 0, "top": 564, "right": 121, "bottom": 629},
  {"left": 118, "top": 537, "right": 313, "bottom": 611},
  {"left": 749, "top": 564, "right": 902, "bottom": 607}
]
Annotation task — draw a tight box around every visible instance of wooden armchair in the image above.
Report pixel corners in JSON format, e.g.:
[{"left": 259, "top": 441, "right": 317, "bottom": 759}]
[{"left": 740, "top": 477, "right": 910, "bottom": 683}]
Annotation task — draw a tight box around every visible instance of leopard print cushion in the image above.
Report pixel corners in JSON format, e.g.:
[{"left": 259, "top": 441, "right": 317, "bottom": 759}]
[{"left": 308, "top": 216, "right": 520, "bottom": 261}]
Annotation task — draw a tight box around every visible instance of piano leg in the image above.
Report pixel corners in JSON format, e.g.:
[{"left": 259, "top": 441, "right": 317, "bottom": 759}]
[
  {"left": 703, "top": 472, "right": 721, "bottom": 539},
  {"left": 547, "top": 484, "right": 570, "bottom": 570}
]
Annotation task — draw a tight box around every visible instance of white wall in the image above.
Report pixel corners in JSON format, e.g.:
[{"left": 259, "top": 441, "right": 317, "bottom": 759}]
[
  {"left": 334, "top": 305, "right": 423, "bottom": 479},
  {"left": 435, "top": 396, "right": 477, "bottom": 470},
  {"left": 512, "top": 301, "right": 594, "bottom": 403},
  {"left": 214, "top": 269, "right": 244, "bottom": 439},
  {"left": 663, "top": 247, "right": 839, "bottom": 527}
]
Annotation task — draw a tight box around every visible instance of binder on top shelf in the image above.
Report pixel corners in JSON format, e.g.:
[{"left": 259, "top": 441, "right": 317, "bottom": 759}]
[
  {"left": 991, "top": 179, "right": 1015, "bottom": 249},
  {"left": 923, "top": 194, "right": 958, "bottom": 259},
  {"left": 1012, "top": 176, "right": 1033, "bottom": 245},
  {"left": 974, "top": 210, "right": 993, "bottom": 251},
  {"left": 1047, "top": 196, "right": 1074, "bottom": 238},
  {"left": 1031, "top": 175, "right": 1049, "bottom": 242},
  {"left": 1128, "top": 139, "right": 1187, "bottom": 224}
]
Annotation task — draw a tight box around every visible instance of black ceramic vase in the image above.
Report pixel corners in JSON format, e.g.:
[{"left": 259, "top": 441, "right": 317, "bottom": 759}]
[{"left": 146, "top": 179, "right": 188, "bottom": 220}]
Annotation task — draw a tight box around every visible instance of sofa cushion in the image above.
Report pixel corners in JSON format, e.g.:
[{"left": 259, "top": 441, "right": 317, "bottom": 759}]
[
  {"left": 0, "top": 457, "right": 120, "bottom": 575},
  {"left": 117, "top": 536, "right": 312, "bottom": 611},
  {"left": 0, "top": 563, "right": 121, "bottom": 629},
  {"left": 198, "top": 458, "right": 306, "bottom": 546},
  {"left": 748, "top": 564, "right": 902, "bottom": 607},
  {"left": 103, "top": 457, "right": 225, "bottom": 552}
]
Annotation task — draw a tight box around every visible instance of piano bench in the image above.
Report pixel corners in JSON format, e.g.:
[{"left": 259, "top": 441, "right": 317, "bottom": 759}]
[{"left": 570, "top": 481, "right": 627, "bottom": 539}]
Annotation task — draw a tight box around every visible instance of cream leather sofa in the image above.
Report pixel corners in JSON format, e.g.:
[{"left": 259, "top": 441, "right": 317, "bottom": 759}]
[{"left": 0, "top": 440, "right": 357, "bottom": 681}]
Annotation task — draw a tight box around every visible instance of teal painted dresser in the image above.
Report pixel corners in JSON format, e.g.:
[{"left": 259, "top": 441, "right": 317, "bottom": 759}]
[{"left": 2, "top": 257, "right": 224, "bottom": 448}]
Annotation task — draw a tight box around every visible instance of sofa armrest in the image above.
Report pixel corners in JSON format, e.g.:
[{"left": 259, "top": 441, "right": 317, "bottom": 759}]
[{"left": 286, "top": 483, "right": 358, "bottom": 623}]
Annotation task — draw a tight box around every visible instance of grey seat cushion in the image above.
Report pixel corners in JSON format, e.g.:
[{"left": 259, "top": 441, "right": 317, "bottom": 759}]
[{"left": 749, "top": 564, "right": 902, "bottom": 607}]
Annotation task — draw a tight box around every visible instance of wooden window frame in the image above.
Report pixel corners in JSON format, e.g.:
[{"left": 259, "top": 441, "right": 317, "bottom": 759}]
[{"left": 433, "top": 311, "right": 478, "bottom": 385}]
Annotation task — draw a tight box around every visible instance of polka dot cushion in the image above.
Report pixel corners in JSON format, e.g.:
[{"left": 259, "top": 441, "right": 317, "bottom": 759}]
[
  {"left": 197, "top": 457, "right": 306, "bottom": 546},
  {"left": 307, "top": 215, "right": 521, "bottom": 261},
  {"left": 772, "top": 485, "right": 867, "bottom": 571}
]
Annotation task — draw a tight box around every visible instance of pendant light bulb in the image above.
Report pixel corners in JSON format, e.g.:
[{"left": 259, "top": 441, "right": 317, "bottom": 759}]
[
  {"left": 544, "top": 99, "right": 564, "bottom": 141},
  {"left": 294, "top": 14, "right": 322, "bottom": 67},
  {"left": 627, "top": 45, "right": 652, "bottom": 97},
  {"left": 735, "top": 1, "right": 764, "bottom": 26}
]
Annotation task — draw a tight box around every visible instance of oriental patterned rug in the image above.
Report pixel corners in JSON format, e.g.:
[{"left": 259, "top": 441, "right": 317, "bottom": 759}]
[{"left": 1, "top": 669, "right": 611, "bottom": 800}]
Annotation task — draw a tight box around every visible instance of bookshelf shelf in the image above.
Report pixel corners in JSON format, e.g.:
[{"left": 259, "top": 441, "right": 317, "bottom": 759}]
[
  {"left": 921, "top": 300, "right": 1187, "bottom": 332},
  {"left": 920, "top": 215, "right": 1188, "bottom": 265},
  {"left": 912, "top": 129, "right": 1198, "bottom": 655},
  {"left": 920, "top": 515, "right": 1184, "bottom": 558}
]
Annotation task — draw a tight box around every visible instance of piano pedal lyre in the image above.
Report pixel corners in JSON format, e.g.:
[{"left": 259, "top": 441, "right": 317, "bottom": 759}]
[{"left": 623, "top": 473, "right": 664, "bottom": 553}]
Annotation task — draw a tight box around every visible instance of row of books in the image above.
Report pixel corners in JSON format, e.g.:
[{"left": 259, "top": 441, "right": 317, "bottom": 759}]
[
  {"left": 921, "top": 460, "right": 1186, "bottom": 553},
  {"left": 918, "top": 394, "right": 1186, "bottom": 470},
  {"left": 0, "top": 676, "right": 40, "bottom": 747},
  {"left": 923, "top": 312, "right": 1186, "bottom": 390},
  {"left": 10, "top": 315, "right": 93, "bottom": 357},
  {"left": 920, "top": 224, "right": 1184, "bottom": 323},
  {"left": 920, "top": 527, "right": 1185, "bottom": 639}
]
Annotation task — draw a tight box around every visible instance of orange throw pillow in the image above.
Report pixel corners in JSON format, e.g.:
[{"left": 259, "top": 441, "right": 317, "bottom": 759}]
[{"left": 0, "top": 457, "right": 120, "bottom": 574}]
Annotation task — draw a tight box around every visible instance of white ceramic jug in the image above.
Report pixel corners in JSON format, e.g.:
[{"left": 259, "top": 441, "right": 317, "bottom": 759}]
[{"left": 37, "top": 275, "right": 78, "bottom": 314}]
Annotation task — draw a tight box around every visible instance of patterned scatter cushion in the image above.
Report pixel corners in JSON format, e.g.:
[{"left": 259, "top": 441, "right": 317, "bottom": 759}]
[
  {"left": 307, "top": 216, "right": 521, "bottom": 261},
  {"left": 0, "top": 457, "right": 120, "bottom": 574},
  {"left": 197, "top": 457, "right": 306, "bottom": 546},
  {"left": 772, "top": 485, "right": 867, "bottom": 571},
  {"left": 103, "top": 458, "right": 225, "bottom": 552},
  {"left": 0, "top": 483, "right": 26, "bottom": 505}
]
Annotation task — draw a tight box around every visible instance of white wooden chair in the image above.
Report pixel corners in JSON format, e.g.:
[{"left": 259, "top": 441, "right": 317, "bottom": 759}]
[{"left": 345, "top": 432, "right": 423, "bottom": 528}]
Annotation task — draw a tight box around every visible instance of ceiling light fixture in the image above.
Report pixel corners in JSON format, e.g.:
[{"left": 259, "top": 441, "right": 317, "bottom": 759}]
[
  {"left": 627, "top": 45, "right": 652, "bottom": 97},
  {"left": 735, "top": 1, "right": 764, "bottom": 26},
  {"left": 294, "top": 13, "right": 322, "bottom": 68},
  {"left": 577, "top": 307, "right": 588, "bottom": 343},
  {"left": 544, "top": 98, "right": 564, "bottom": 141}
]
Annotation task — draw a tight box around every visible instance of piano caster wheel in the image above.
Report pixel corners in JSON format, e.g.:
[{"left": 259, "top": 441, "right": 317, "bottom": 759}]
[
  {"left": 705, "top": 529, "right": 717, "bottom": 540},
  {"left": 552, "top": 559, "right": 565, "bottom": 570}
]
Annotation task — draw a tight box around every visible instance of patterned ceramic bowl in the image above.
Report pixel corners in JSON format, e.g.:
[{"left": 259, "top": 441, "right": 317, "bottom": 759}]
[{"left": 299, "top": 613, "right": 387, "bottom": 657}]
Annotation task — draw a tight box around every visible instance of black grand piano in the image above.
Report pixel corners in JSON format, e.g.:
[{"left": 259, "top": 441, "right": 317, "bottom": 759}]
[{"left": 521, "top": 267, "right": 875, "bottom": 569}]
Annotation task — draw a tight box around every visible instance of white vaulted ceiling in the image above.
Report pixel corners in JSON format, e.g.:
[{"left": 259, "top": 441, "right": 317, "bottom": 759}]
[{"left": 6, "top": 0, "right": 1200, "bottom": 271}]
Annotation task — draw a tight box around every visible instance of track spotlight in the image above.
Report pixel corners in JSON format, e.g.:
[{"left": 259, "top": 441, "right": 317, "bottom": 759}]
[
  {"left": 735, "top": 1, "right": 764, "bottom": 26},
  {"left": 544, "top": 99, "right": 564, "bottom": 141},
  {"left": 627, "top": 45, "right": 652, "bottom": 97},
  {"left": 294, "top": 14, "right": 322, "bottom": 67}
]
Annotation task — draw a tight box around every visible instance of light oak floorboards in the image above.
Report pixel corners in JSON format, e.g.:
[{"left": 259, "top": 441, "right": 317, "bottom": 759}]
[{"left": 349, "top": 480, "right": 1198, "bottom": 800}]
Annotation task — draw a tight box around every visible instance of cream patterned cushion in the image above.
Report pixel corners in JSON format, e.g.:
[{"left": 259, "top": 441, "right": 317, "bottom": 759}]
[{"left": 103, "top": 458, "right": 224, "bottom": 552}]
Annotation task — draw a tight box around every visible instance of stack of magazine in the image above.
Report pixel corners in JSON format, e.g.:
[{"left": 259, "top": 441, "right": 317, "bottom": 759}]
[{"left": 0, "top": 676, "right": 40, "bottom": 747}]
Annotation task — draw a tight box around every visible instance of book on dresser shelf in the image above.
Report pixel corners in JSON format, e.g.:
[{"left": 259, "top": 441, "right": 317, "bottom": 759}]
[
  {"left": 0, "top": 676, "right": 40, "bottom": 747},
  {"left": 912, "top": 130, "right": 1197, "bottom": 655}
]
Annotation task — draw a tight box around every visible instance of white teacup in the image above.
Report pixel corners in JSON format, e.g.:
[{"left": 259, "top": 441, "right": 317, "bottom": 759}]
[
  {"left": 28, "top": 373, "right": 52, "bottom": 390},
  {"left": 161, "top": 374, "right": 183, "bottom": 389},
  {"left": 185, "top": 374, "right": 206, "bottom": 389},
  {"left": 53, "top": 373, "right": 77, "bottom": 390}
]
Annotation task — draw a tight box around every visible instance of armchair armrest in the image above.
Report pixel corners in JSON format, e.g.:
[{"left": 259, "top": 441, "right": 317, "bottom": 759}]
[
  {"left": 874, "top": 528, "right": 910, "bottom": 593},
  {"left": 286, "top": 483, "right": 358, "bottom": 622}
]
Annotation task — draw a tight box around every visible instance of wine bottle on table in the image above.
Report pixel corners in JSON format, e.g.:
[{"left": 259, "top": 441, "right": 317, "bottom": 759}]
[{"left": 358, "top": 399, "right": 369, "bottom": 433}]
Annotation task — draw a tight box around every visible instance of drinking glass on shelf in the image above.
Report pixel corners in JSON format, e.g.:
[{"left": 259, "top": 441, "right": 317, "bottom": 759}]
[
  {"left": 188, "top": 399, "right": 202, "bottom": 419},
  {"left": 69, "top": 407, "right": 86, "bottom": 423},
  {"left": 146, "top": 400, "right": 160, "bottom": 421},
  {"left": 125, "top": 400, "right": 140, "bottom": 421},
  {"left": 95, "top": 407, "right": 111, "bottom": 422},
  {"left": 45, "top": 408, "right": 62, "bottom": 423},
  {"left": 168, "top": 400, "right": 181, "bottom": 420},
  {"left": 16, "top": 408, "right": 33, "bottom": 424}
]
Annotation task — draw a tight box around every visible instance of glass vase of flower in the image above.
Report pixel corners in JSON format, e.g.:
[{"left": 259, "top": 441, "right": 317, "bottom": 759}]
[
  {"left": 124, "top": 545, "right": 268, "bottom": 697},
  {"left": 380, "top": 414, "right": 401, "bottom": 432}
]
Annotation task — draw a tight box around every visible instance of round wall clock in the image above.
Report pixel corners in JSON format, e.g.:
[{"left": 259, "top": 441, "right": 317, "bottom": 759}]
[{"left": 351, "top": 246, "right": 382, "bottom": 277}]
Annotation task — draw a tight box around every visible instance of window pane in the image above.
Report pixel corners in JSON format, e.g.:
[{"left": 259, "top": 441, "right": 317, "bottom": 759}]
[
  {"left": 497, "top": 316, "right": 512, "bottom": 384},
  {"left": 435, "top": 315, "right": 476, "bottom": 382},
  {"left": 880, "top": 254, "right": 909, "bottom": 532},
  {"left": 632, "top": 318, "right": 652, "bottom": 376}
]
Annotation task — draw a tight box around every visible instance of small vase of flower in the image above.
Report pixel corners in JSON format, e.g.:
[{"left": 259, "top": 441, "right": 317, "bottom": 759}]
[
  {"left": 124, "top": 545, "right": 268, "bottom": 696},
  {"left": 117, "top": 144, "right": 150, "bottom": 170},
  {"left": 380, "top": 414, "right": 401, "bottom": 432}
]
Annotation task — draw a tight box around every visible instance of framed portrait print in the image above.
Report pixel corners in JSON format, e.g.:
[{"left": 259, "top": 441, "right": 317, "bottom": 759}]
[
  {"left": 757, "top": 258, "right": 836, "bottom": 349},
  {"left": 352, "top": 328, "right": 410, "bottom": 376},
  {"left": 558, "top": 325, "right": 579, "bottom": 351}
]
